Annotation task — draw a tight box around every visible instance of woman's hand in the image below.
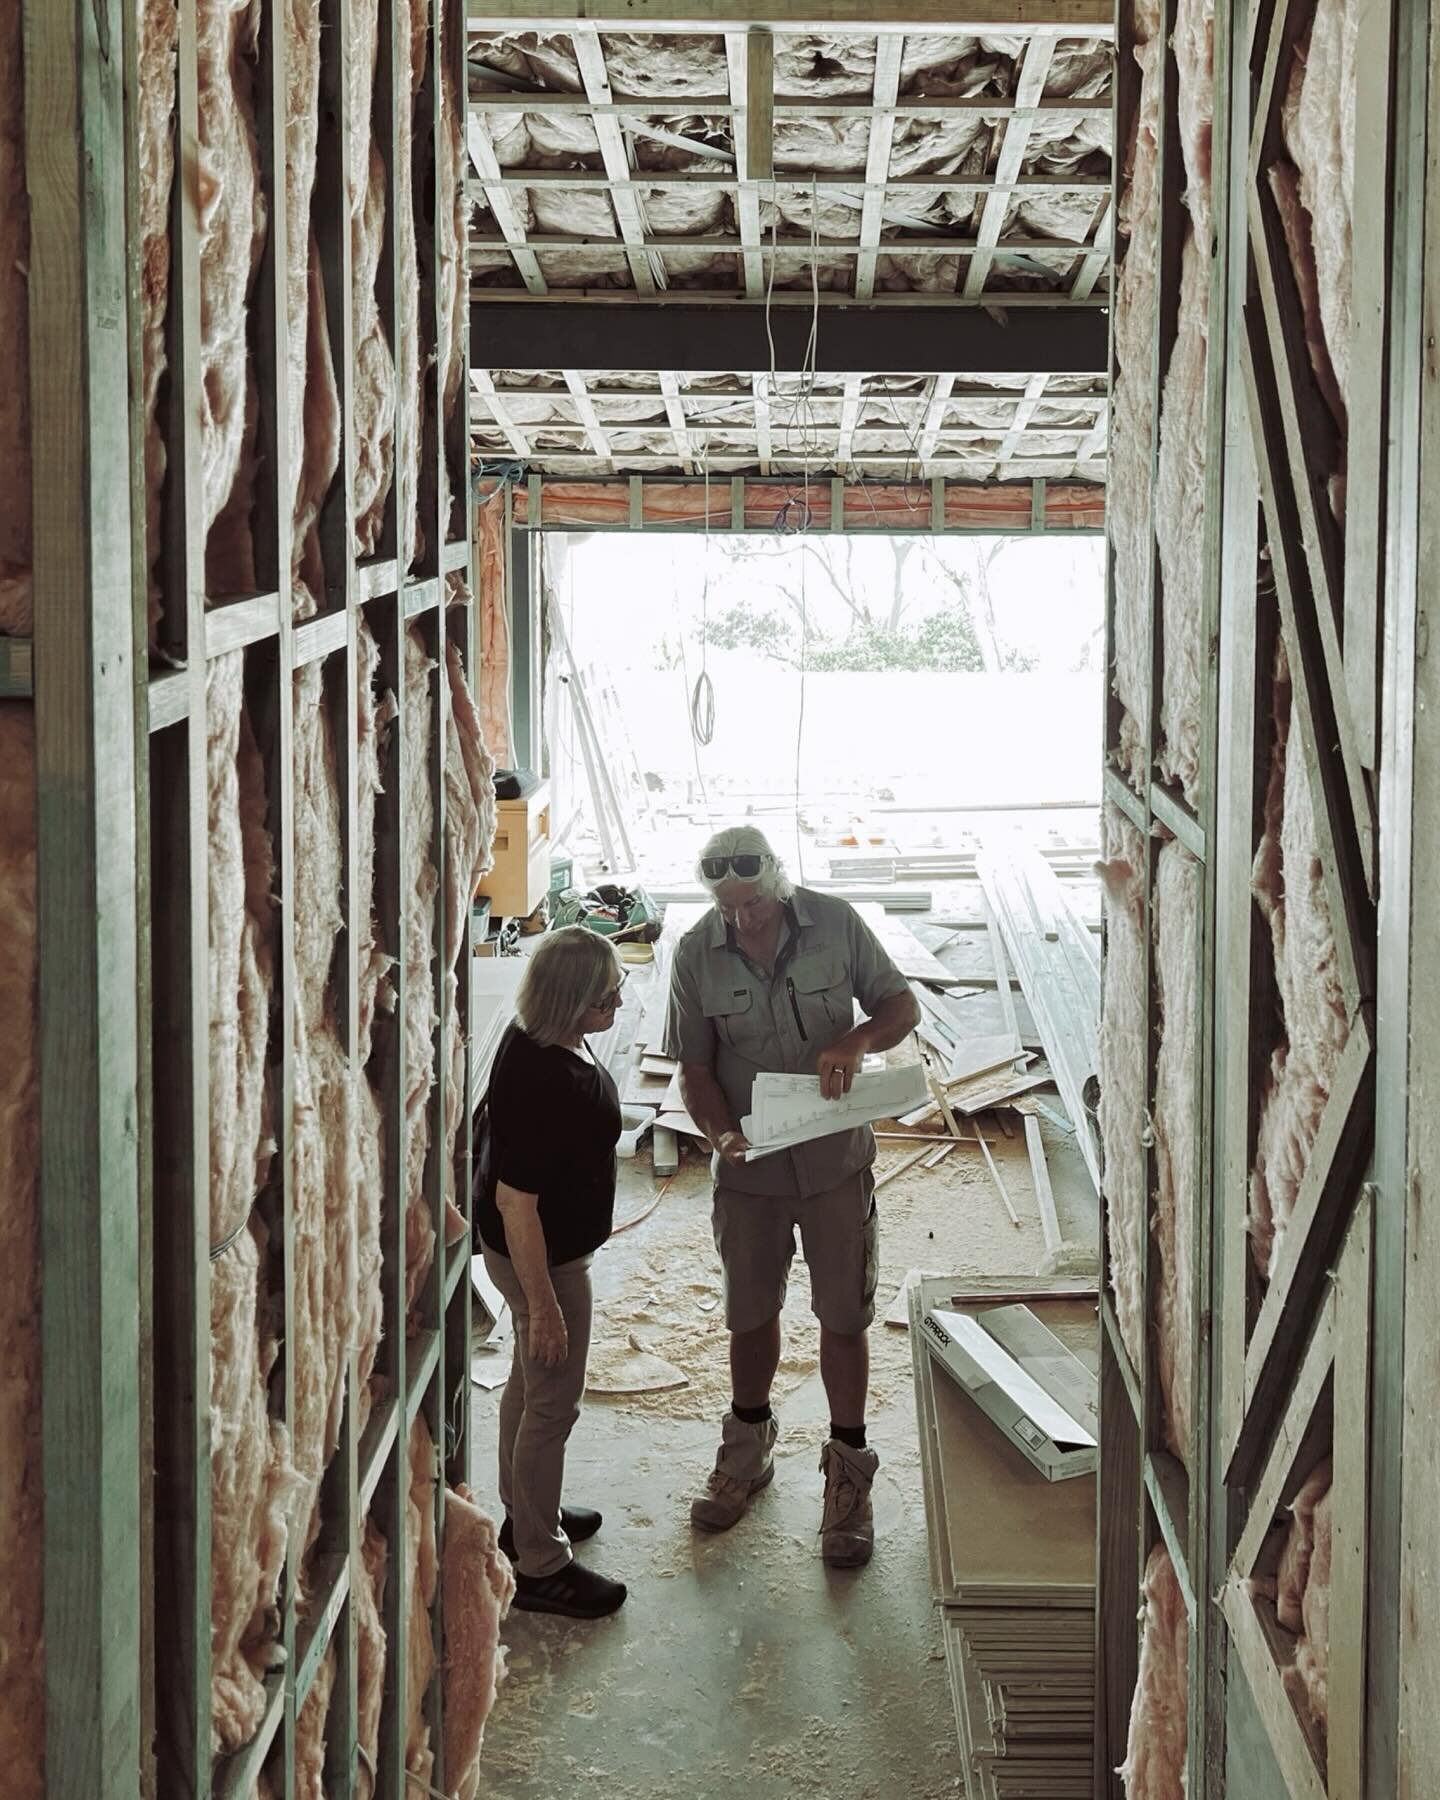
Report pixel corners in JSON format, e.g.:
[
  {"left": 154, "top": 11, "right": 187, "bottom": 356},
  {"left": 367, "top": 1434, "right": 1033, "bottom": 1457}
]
[
  {"left": 715, "top": 1128, "right": 751, "bottom": 1167},
  {"left": 530, "top": 1301, "right": 569, "bottom": 1368}
]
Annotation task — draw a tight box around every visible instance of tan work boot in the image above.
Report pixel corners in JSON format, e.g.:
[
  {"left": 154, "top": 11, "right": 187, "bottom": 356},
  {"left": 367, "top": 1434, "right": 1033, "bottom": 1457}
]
[
  {"left": 819, "top": 1439, "right": 879, "bottom": 1567},
  {"left": 691, "top": 1411, "right": 778, "bottom": 1532}
]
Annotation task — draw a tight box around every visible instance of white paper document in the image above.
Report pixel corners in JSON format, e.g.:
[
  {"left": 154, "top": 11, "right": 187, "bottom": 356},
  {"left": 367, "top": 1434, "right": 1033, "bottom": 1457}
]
[{"left": 741, "top": 1063, "right": 930, "bottom": 1159}]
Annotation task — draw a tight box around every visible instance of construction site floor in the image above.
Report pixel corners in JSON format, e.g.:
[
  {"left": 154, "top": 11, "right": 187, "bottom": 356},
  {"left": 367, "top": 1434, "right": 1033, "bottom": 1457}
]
[{"left": 469, "top": 1113, "right": 1097, "bottom": 1799}]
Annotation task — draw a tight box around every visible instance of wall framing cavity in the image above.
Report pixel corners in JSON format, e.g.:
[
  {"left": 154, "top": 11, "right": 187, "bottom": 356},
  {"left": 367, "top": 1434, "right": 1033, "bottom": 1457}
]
[{"left": 5, "top": 0, "right": 497, "bottom": 1788}]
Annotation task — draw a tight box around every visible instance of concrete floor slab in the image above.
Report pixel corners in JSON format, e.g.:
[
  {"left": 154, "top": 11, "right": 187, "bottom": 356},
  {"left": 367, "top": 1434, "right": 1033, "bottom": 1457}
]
[{"left": 470, "top": 1134, "right": 1096, "bottom": 1798}]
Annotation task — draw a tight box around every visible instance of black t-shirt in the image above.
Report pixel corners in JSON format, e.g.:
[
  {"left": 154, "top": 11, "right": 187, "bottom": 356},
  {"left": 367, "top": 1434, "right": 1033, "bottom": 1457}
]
[{"left": 475, "top": 1022, "right": 622, "bottom": 1266}]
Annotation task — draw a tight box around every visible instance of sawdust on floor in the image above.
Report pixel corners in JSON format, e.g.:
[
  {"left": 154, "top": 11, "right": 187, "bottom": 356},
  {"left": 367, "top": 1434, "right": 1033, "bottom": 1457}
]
[{"left": 470, "top": 1119, "right": 1093, "bottom": 1799}]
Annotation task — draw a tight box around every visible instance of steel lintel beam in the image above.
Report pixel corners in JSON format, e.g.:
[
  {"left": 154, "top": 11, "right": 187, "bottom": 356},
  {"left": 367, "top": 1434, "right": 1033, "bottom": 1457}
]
[
  {"left": 468, "top": 4, "right": 1113, "bottom": 31},
  {"left": 468, "top": 300, "right": 1109, "bottom": 375}
]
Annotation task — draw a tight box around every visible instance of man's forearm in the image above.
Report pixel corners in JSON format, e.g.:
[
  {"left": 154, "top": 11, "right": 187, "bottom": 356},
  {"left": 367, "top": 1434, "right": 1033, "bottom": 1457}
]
[
  {"left": 854, "top": 990, "right": 921, "bottom": 1054},
  {"left": 679, "top": 1064, "right": 740, "bottom": 1148}
]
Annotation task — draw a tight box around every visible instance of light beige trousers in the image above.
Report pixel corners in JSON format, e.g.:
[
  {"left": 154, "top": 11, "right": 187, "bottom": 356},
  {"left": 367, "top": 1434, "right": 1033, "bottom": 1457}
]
[{"left": 483, "top": 1248, "right": 594, "bottom": 1578}]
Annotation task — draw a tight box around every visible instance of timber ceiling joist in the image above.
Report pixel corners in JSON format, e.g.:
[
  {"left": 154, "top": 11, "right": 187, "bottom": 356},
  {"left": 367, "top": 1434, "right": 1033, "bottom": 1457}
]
[{"left": 470, "top": 365, "right": 1109, "bottom": 479}]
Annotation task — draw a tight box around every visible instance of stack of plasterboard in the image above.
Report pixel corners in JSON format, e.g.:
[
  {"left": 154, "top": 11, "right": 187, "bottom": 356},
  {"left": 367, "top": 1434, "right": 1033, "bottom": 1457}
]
[{"left": 910, "top": 1275, "right": 1097, "bottom": 1799}]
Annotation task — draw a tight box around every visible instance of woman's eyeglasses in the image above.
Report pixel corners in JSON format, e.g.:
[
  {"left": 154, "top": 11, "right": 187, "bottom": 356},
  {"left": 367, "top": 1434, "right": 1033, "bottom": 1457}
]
[
  {"left": 701, "top": 853, "right": 768, "bottom": 881},
  {"left": 594, "top": 974, "right": 627, "bottom": 1011}
]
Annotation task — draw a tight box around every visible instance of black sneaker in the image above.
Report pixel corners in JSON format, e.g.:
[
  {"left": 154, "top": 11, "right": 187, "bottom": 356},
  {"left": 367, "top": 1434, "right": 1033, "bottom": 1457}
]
[
  {"left": 512, "top": 1560, "right": 627, "bottom": 1620},
  {"left": 498, "top": 1506, "right": 602, "bottom": 1563}
]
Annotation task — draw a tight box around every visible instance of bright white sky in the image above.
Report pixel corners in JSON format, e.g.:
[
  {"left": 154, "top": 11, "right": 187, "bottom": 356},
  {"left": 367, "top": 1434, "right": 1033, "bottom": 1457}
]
[{"left": 555, "top": 530, "right": 1106, "bottom": 676}]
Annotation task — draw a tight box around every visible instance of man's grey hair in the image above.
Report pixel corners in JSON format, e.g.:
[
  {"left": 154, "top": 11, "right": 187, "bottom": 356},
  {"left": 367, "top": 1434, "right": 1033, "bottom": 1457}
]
[
  {"left": 515, "top": 926, "right": 624, "bottom": 1048},
  {"left": 695, "top": 824, "right": 795, "bottom": 902}
]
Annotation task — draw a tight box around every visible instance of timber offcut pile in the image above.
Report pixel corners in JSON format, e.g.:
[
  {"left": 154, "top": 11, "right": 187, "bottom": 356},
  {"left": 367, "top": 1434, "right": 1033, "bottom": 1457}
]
[{"left": 911, "top": 1276, "right": 1097, "bottom": 1798}]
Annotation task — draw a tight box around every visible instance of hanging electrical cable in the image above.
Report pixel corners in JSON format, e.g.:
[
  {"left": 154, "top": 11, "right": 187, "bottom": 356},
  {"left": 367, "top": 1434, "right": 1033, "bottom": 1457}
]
[
  {"left": 788, "top": 180, "right": 822, "bottom": 888},
  {"left": 690, "top": 450, "right": 716, "bottom": 747}
]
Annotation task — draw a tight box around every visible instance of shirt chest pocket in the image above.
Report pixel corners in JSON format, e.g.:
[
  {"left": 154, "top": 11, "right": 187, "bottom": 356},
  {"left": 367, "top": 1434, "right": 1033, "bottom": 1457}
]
[
  {"left": 702, "top": 982, "right": 761, "bottom": 1054},
  {"left": 787, "top": 952, "right": 854, "bottom": 1043}
]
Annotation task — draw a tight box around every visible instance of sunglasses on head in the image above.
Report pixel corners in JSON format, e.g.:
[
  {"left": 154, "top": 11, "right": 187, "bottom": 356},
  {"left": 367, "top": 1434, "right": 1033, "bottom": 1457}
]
[{"left": 702, "top": 854, "right": 768, "bottom": 881}]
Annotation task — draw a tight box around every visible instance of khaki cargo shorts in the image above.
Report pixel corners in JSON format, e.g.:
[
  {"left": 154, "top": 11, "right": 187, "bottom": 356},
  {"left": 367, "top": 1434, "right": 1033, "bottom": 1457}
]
[{"left": 711, "top": 1167, "right": 879, "bottom": 1336}]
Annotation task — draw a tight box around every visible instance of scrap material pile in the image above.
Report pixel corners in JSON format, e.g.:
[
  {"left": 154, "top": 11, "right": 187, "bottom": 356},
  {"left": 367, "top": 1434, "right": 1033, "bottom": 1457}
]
[{"left": 912, "top": 1277, "right": 1098, "bottom": 1799}]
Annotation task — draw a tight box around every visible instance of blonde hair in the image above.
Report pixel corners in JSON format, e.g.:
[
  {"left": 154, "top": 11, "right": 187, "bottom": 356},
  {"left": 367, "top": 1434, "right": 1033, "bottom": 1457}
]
[{"left": 515, "top": 926, "right": 624, "bottom": 1048}]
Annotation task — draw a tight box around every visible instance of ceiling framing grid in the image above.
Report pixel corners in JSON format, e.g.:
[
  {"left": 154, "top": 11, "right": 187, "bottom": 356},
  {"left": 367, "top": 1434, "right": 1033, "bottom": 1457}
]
[
  {"left": 462, "top": 3, "right": 1114, "bottom": 488},
  {"left": 465, "top": 24, "right": 1115, "bottom": 309},
  {"left": 470, "top": 367, "right": 1111, "bottom": 482},
  {"left": 18, "top": 0, "right": 481, "bottom": 1791}
]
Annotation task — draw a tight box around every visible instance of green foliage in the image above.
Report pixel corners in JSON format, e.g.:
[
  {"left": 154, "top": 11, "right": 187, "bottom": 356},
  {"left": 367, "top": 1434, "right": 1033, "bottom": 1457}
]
[
  {"left": 805, "top": 608, "right": 982, "bottom": 673},
  {"left": 701, "top": 605, "right": 802, "bottom": 665},
  {"left": 702, "top": 597, "right": 1037, "bottom": 674}
]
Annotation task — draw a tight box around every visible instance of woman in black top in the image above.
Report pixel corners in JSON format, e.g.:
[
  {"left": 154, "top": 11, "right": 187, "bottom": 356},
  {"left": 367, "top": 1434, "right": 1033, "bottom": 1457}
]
[{"left": 477, "top": 926, "right": 627, "bottom": 1618}]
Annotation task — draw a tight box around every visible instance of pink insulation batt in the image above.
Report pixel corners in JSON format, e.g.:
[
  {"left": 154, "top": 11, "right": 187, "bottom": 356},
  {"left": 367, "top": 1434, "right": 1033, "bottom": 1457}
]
[
  {"left": 293, "top": 1645, "right": 336, "bottom": 1797},
  {"left": 0, "top": 707, "right": 42, "bottom": 1799},
  {"left": 1152, "top": 841, "right": 1201, "bottom": 1467},
  {"left": 1257, "top": 1458, "right": 1334, "bottom": 1742},
  {"left": 140, "top": 0, "right": 179, "bottom": 636},
  {"left": 351, "top": 0, "right": 397, "bottom": 557},
  {"left": 1294, "top": 1480, "right": 1333, "bottom": 1737},
  {"left": 355, "top": 619, "right": 389, "bottom": 1425},
  {"left": 397, "top": 0, "right": 430, "bottom": 571},
  {"left": 197, "top": 0, "right": 266, "bottom": 559},
  {"left": 404, "top": 629, "right": 440, "bottom": 1312},
  {"left": 205, "top": 656, "right": 304, "bottom": 1759},
  {"left": 1121, "top": 1545, "right": 1188, "bottom": 1798},
  {"left": 210, "top": 1218, "right": 302, "bottom": 1756},
  {"left": 1269, "top": 0, "right": 1356, "bottom": 518},
  {"left": 357, "top": 1520, "right": 389, "bottom": 1798},
  {"left": 1108, "top": 16, "right": 1163, "bottom": 786},
  {"left": 1173, "top": 0, "right": 1214, "bottom": 243},
  {"left": 1249, "top": 642, "right": 1350, "bottom": 1280},
  {"left": 442, "top": 1486, "right": 516, "bottom": 1800},
  {"left": 208, "top": 652, "right": 276, "bottom": 1250},
  {"left": 443, "top": 633, "right": 500, "bottom": 1200},
  {"left": 477, "top": 496, "right": 512, "bottom": 762},
  {"left": 1276, "top": 0, "right": 1357, "bottom": 420},
  {"left": 1155, "top": 234, "right": 1209, "bottom": 805},
  {"left": 1097, "top": 804, "right": 1148, "bottom": 1376},
  {"left": 0, "top": 0, "right": 30, "bottom": 636},
  {"left": 291, "top": 663, "right": 360, "bottom": 1555},
  {"left": 406, "top": 1417, "right": 440, "bottom": 1787},
  {"left": 438, "top": 0, "right": 467, "bottom": 538}
]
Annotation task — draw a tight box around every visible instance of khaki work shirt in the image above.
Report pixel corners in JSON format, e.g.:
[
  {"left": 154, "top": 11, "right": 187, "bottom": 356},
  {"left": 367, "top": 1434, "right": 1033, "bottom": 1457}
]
[{"left": 660, "top": 887, "right": 911, "bottom": 1197}]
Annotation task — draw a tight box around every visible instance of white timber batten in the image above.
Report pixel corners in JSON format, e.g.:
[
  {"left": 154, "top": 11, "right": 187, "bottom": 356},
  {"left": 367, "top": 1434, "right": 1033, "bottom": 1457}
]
[
  {"left": 854, "top": 34, "right": 904, "bottom": 301},
  {"left": 962, "top": 36, "right": 1057, "bottom": 299},
  {"left": 753, "top": 372, "right": 774, "bottom": 475},
  {"left": 571, "top": 30, "right": 662, "bottom": 292},
  {"left": 471, "top": 369, "right": 534, "bottom": 458},
  {"left": 657, "top": 371, "right": 693, "bottom": 469},
  {"left": 837, "top": 374, "right": 864, "bottom": 468},
  {"left": 466, "top": 112, "right": 548, "bottom": 292},
  {"left": 1070, "top": 195, "right": 1114, "bottom": 301},
  {"left": 917, "top": 374, "right": 957, "bottom": 468},
  {"left": 723, "top": 32, "right": 766, "bottom": 299},
  {"left": 997, "top": 372, "right": 1049, "bottom": 463},
  {"left": 561, "top": 371, "right": 614, "bottom": 465}
]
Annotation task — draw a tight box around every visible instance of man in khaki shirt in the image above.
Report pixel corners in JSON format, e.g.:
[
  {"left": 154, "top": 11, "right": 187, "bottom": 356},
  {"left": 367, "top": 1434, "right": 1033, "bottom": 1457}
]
[{"left": 661, "top": 824, "right": 920, "bottom": 1566}]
